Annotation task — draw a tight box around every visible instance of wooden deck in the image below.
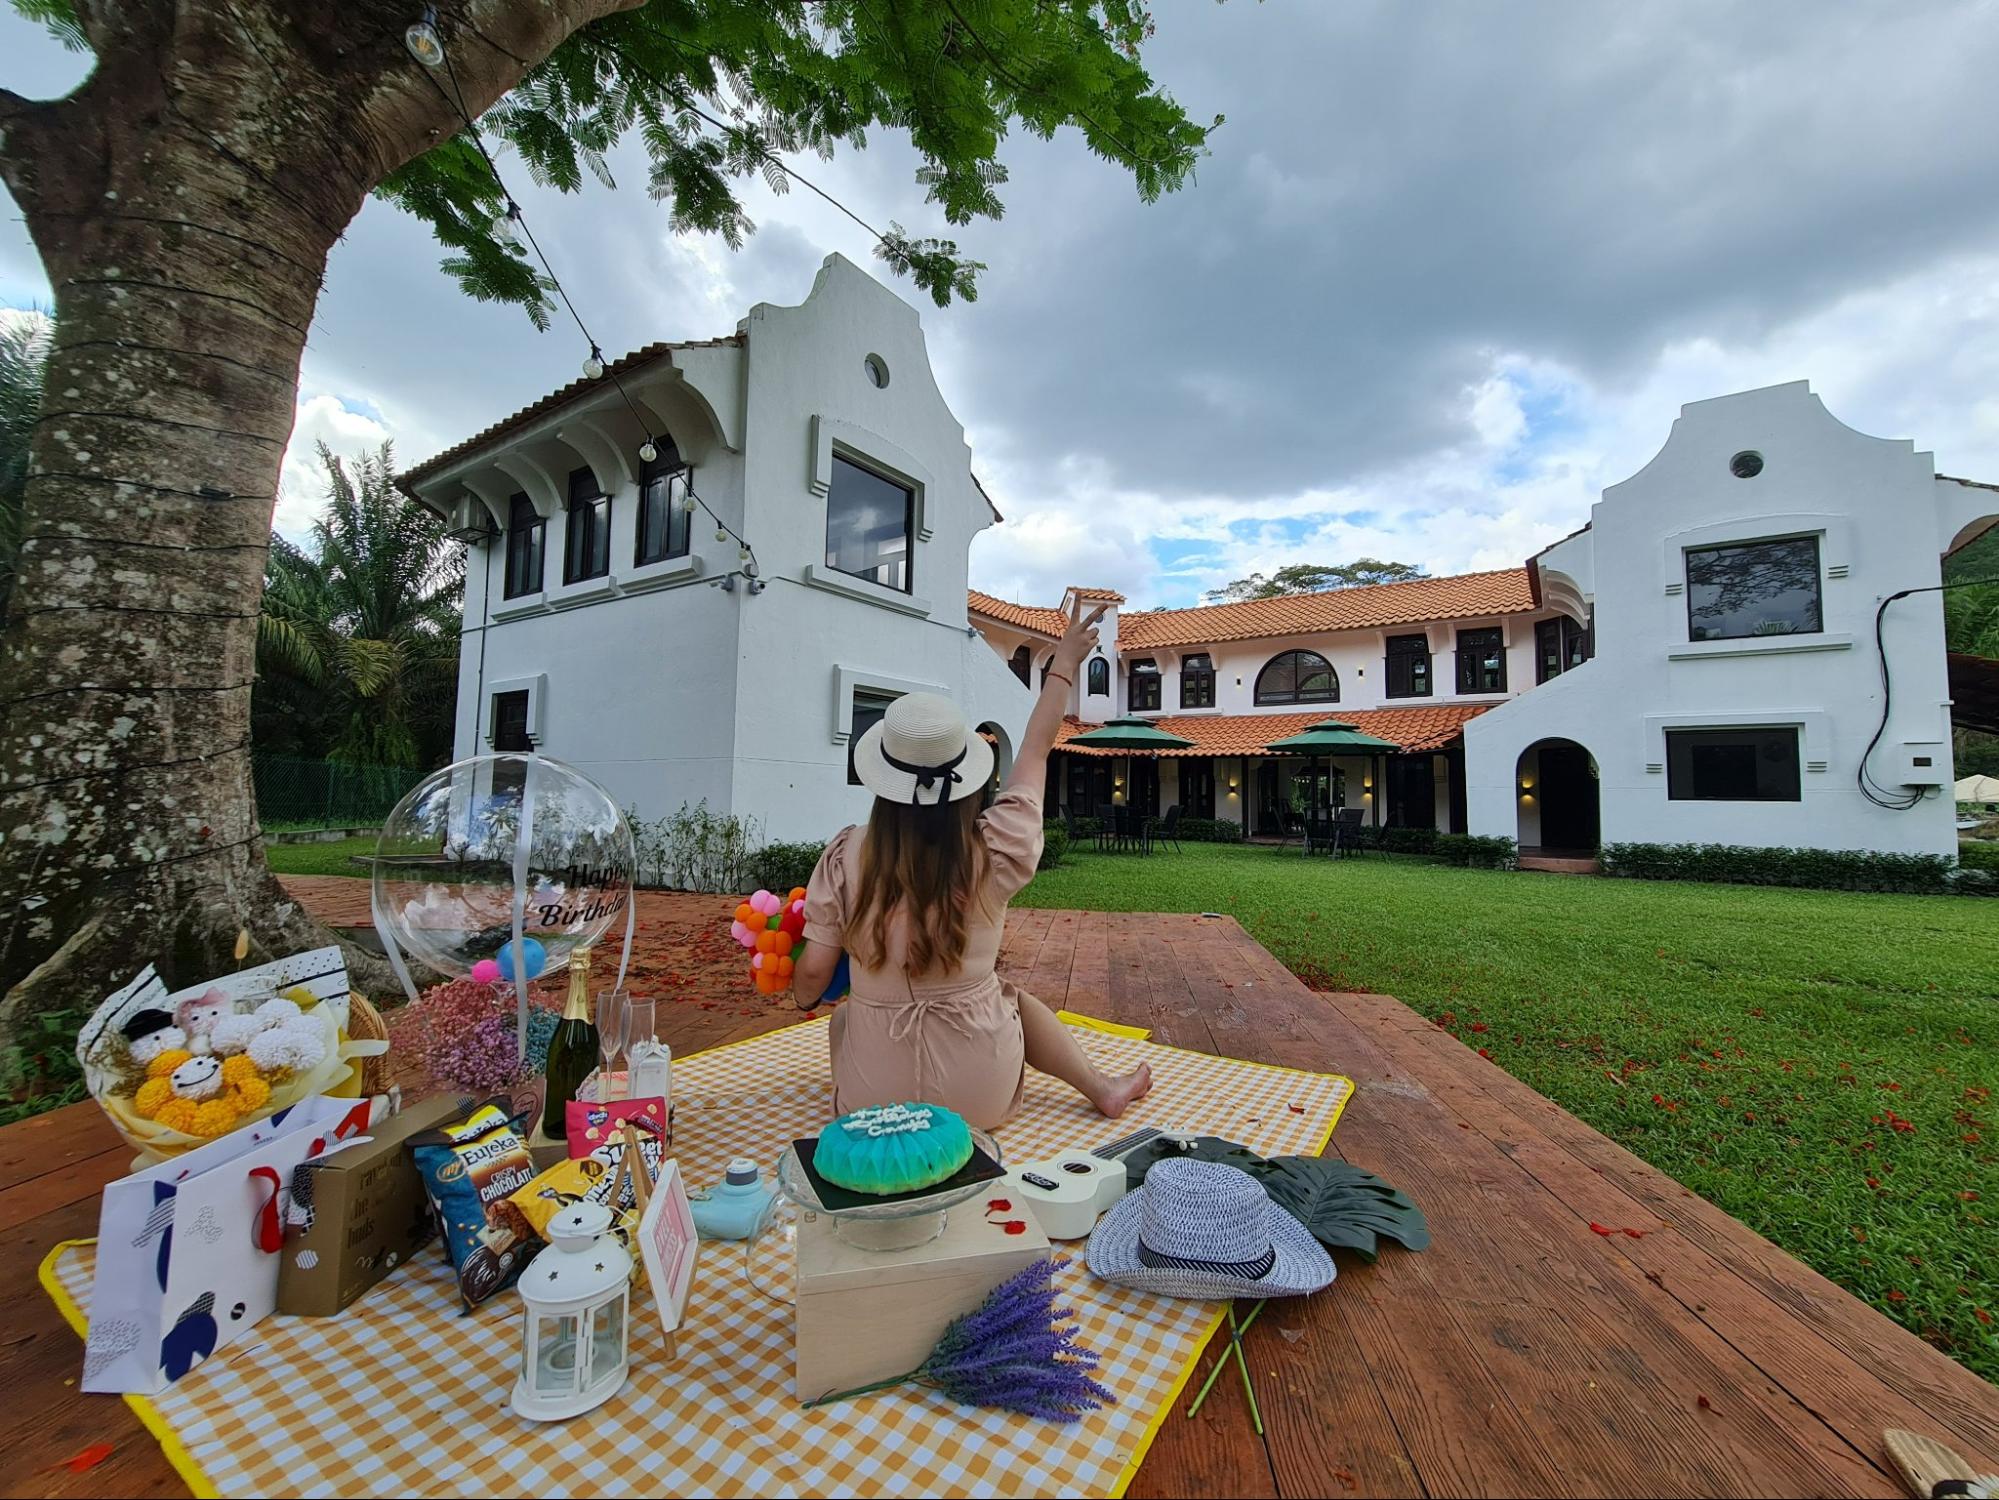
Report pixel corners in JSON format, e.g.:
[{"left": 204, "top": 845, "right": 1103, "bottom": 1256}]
[{"left": 5, "top": 909, "right": 1996, "bottom": 1498}]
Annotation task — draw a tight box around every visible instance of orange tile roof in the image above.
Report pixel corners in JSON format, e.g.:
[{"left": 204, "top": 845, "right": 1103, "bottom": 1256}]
[
  {"left": 1054, "top": 704, "right": 1491, "bottom": 757},
  {"left": 398, "top": 335, "right": 744, "bottom": 488},
  {"left": 967, "top": 589, "right": 1067, "bottom": 637},
  {"left": 1116, "top": 569, "right": 1536, "bottom": 649},
  {"left": 1069, "top": 586, "right": 1126, "bottom": 602}
]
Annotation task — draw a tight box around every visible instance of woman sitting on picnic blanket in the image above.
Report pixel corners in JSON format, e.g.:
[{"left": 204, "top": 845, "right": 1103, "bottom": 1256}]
[{"left": 792, "top": 600, "right": 1152, "bottom": 1131}]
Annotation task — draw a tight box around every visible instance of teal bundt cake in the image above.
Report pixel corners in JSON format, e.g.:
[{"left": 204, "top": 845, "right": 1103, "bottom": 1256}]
[{"left": 814, "top": 1102, "right": 974, "bottom": 1195}]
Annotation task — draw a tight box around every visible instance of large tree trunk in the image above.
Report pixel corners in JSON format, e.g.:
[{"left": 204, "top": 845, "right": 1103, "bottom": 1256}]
[{"left": 0, "top": 2, "right": 633, "bottom": 1035}]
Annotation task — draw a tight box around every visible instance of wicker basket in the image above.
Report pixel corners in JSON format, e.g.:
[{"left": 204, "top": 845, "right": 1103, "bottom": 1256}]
[{"left": 347, "top": 993, "right": 391, "bottom": 1095}]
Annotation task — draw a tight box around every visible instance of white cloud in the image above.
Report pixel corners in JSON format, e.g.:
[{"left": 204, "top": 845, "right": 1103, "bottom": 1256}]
[{"left": 274, "top": 393, "right": 394, "bottom": 540}]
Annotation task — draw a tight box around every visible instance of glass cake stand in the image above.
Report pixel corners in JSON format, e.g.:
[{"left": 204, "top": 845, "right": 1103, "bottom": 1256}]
[{"left": 780, "top": 1126, "right": 1002, "bottom": 1250}]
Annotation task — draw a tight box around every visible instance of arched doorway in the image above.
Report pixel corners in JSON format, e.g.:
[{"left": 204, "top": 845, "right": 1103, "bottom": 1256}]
[
  {"left": 1517, "top": 738, "right": 1599, "bottom": 853},
  {"left": 977, "top": 721, "right": 1014, "bottom": 797}
]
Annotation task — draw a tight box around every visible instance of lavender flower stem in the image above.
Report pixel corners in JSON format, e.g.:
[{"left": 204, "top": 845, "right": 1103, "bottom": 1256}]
[{"left": 800, "top": 1367, "right": 929, "bottom": 1409}]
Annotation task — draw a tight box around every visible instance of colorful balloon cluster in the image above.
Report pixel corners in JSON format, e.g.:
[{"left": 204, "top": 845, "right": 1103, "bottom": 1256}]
[{"left": 733, "top": 887, "right": 808, "bottom": 994}]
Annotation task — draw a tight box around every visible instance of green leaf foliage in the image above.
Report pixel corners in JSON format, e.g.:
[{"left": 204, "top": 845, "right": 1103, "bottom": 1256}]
[
  {"left": 376, "top": 0, "right": 1212, "bottom": 316},
  {"left": 1121, "top": 1135, "right": 1431, "bottom": 1261}
]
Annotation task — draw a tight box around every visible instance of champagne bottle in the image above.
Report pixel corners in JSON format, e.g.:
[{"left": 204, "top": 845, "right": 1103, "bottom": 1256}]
[{"left": 540, "top": 946, "right": 599, "bottom": 1141}]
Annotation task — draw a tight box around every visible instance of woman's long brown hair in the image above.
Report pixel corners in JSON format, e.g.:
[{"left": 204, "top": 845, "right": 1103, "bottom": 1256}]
[{"left": 847, "top": 794, "right": 990, "bottom": 977}]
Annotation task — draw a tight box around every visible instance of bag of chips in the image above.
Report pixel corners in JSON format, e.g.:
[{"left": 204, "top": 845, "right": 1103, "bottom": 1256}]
[
  {"left": 410, "top": 1099, "right": 540, "bottom": 1313},
  {"left": 564, "top": 1095, "right": 668, "bottom": 1158},
  {"left": 504, "top": 1125, "right": 668, "bottom": 1243}
]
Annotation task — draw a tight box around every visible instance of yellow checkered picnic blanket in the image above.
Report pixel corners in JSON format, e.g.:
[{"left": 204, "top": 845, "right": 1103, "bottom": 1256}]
[{"left": 44, "top": 1016, "right": 1352, "bottom": 1499}]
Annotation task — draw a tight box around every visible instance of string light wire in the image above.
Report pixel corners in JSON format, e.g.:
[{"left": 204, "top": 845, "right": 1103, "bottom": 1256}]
[{"left": 415, "top": 30, "right": 762, "bottom": 577}]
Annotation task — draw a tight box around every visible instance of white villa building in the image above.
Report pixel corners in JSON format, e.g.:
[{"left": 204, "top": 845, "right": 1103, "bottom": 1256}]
[
  {"left": 404, "top": 254, "right": 1994, "bottom": 862},
  {"left": 399, "top": 254, "right": 1035, "bottom": 841},
  {"left": 973, "top": 384, "right": 1996, "bottom": 860}
]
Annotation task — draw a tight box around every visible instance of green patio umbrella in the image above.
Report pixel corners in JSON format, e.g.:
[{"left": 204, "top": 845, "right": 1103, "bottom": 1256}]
[
  {"left": 1066, "top": 716, "right": 1198, "bottom": 751},
  {"left": 1262, "top": 718, "right": 1400, "bottom": 835}
]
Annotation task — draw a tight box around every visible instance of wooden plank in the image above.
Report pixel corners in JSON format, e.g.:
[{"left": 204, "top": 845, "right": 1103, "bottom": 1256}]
[
  {"left": 0, "top": 1105, "right": 124, "bottom": 1194},
  {"left": 0, "top": 1145, "right": 129, "bottom": 1237},
  {"left": 1331, "top": 996, "right": 1999, "bottom": 1474}
]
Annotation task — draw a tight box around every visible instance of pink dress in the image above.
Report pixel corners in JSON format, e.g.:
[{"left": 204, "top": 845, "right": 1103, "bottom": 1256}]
[{"left": 802, "top": 787, "right": 1044, "bottom": 1131}]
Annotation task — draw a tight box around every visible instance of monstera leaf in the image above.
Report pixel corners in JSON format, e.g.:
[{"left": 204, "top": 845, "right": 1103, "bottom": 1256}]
[
  {"left": 1122, "top": 1136, "right": 1429, "bottom": 1261},
  {"left": 1257, "top": 1157, "right": 1430, "bottom": 1261}
]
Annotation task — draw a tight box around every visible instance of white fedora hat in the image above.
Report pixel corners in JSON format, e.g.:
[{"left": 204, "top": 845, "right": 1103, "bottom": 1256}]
[
  {"left": 851, "top": 692, "right": 995, "bottom": 807},
  {"left": 1086, "top": 1157, "right": 1334, "bottom": 1300}
]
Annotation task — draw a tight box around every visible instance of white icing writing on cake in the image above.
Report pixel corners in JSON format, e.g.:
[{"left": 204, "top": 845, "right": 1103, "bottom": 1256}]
[{"left": 839, "top": 1104, "right": 935, "bottom": 1139}]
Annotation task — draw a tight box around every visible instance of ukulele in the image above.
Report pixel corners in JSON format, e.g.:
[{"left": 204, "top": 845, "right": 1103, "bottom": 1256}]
[{"left": 1003, "top": 1124, "right": 1192, "bottom": 1241}]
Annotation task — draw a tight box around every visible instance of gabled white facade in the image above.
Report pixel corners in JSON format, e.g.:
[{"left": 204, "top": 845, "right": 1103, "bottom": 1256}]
[
  {"left": 405, "top": 255, "right": 1034, "bottom": 842},
  {"left": 1463, "top": 381, "right": 1997, "bottom": 856}
]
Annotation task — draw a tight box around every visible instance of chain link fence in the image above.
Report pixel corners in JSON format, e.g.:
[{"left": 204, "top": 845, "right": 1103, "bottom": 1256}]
[{"left": 253, "top": 754, "right": 428, "bottom": 831}]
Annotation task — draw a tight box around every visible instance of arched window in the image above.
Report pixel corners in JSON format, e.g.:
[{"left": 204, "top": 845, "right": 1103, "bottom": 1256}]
[
  {"left": 1009, "top": 644, "right": 1031, "bottom": 685},
  {"left": 1087, "top": 657, "right": 1110, "bottom": 696},
  {"left": 1254, "top": 649, "right": 1337, "bottom": 706}
]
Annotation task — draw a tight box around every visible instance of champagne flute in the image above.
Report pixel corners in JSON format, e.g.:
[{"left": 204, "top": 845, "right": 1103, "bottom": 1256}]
[
  {"left": 624, "top": 994, "right": 658, "bottom": 1056},
  {"left": 595, "top": 988, "right": 631, "bottom": 1101}
]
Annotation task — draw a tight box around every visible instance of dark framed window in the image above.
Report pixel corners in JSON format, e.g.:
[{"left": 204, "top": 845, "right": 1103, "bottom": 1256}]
[
  {"left": 1087, "top": 657, "right": 1110, "bottom": 696},
  {"left": 1067, "top": 755, "right": 1112, "bottom": 816},
  {"left": 847, "top": 689, "right": 899, "bottom": 786},
  {"left": 635, "top": 445, "right": 690, "bottom": 567},
  {"left": 490, "top": 690, "right": 532, "bottom": 798},
  {"left": 563, "top": 466, "right": 611, "bottom": 583},
  {"left": 1534, "top": 616, "right": 1593, "bottom": 684},
  {"left": 1666, "top": 727, "right": 1801, "bottom": 802},
  {"left": 1455, "top": 628, "right": 1506, "bottom": 694},
  {"left": 1009, "top": 645, "right": 1032, "bottom": 686},
  {"left": 825, "top": 454, "right": 913, "bottom": 592},
  {"left": 1180, "top": 653, "right": 1215, "bottom": 708},
  {"left": 1129, "top": 659, "right": 1161, "bottom": 711},
  {"left": 1254, "top": 649, "right": 1337, "bottom": 706},
  {"left": 1384, "top": 633, "right": 1432, "bottom": 698},
  {"left": 503, "top": 493, "right": 544, "bottom": 599},
  {"left": 1686, "top": 536, "right": 1822, "bottom": 641},
  {"left": 1179, "top": 756, "right": 1215, "bottom": 818}
]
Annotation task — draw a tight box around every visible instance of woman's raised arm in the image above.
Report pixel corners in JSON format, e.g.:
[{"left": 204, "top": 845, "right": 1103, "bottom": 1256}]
[{"left": 1005, "top": 599, "right": 1107, "bottom": 795}]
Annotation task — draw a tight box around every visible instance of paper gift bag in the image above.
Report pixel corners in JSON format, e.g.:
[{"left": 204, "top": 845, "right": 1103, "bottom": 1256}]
[{"left": 82, "top": 1094, "right": 382, "bottom": 1394}]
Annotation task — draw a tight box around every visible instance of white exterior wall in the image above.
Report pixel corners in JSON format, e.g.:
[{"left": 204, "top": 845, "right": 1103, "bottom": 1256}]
[
  {"left": 1465, "top": 381, "right": 1988, "bottom": 856},
  {"left": 421, "top": 254, "right": 1033, "bottom": 844}
]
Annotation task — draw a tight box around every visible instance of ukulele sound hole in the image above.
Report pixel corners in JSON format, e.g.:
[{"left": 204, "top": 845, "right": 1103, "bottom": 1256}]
[{"left": 1061, "top": 1161, "right": 1095, "bottom": 1175}]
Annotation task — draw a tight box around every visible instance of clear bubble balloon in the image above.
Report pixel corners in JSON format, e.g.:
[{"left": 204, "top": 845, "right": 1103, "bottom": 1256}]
[{"left": 372, "top": 754, "right": 635, "bottom": 986}]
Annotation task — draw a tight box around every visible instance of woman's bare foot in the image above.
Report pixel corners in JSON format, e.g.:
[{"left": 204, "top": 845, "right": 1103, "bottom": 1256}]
[{"left": 1089, "top": 1062, "right": 1153, "bottom": 1119}]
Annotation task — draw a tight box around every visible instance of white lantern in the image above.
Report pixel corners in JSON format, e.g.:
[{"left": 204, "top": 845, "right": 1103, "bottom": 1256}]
[{"left": 511, "top": 1201, "right": 632, "bottom": 1421}]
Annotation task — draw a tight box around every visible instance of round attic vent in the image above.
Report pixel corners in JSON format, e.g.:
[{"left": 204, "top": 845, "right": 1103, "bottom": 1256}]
[
  {"left": 1729, "top": 450, "right": 1764, "bottom": 478},
  {"left": 864, "top": 353, "right": 890, "bottom": 388}
]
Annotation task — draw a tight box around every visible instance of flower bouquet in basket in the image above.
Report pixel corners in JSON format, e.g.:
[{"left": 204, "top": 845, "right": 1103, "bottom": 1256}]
[{"left": 77, "top": 945, "right": 391, "bottom": 1164}]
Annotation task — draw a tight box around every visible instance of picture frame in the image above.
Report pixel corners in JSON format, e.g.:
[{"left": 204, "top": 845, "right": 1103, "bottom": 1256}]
[{"left": 636, "top": 1155, "right": 697, "bottom": 1358}]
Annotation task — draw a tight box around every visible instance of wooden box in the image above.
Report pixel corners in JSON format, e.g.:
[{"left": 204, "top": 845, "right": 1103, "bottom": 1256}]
[{"left": 794, "top": 1201, "right": 1050, "bottom": 1402}]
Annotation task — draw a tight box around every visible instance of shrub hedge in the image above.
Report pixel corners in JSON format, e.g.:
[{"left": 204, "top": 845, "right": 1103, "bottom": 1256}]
[
  {"left": 744, "top": 840, "right": 824, "bottom": 894},
  {"left": 1177, "top": 816, "right": 1244, "bottom": 844},
  {"left": 1599, "top": 841, "right": 1992, "bottom": 895},
  {"left": 1431, "top": 832, "right": 1519, "bottom": 868},
  {"left": 1038, "top": 827, "right": 1071, "bottom": 871}
]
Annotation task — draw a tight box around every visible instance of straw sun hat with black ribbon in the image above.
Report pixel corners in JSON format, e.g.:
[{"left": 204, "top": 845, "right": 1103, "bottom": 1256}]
[
  {"left": 851, "top": 692, "right": 995, "bottom": 806},
  {"left": 1087, "top": 1157, "right": 1335, "bottom": 1300}
]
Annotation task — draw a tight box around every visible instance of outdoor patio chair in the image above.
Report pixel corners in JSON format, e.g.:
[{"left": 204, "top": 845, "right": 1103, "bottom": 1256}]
[
  {"left": 1302, "top": 812, "right": 1333, "bottom": 856},
  {"left": 1331, "top": 807, "right": 1367, "bottom": 858},
  {"left": 1153, "top": 803, "right": 1183, "bottom": 853}
]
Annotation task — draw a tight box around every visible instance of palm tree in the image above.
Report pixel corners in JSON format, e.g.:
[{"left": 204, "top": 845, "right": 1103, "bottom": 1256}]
[{"left": 256, "top": 443, "right": 464, "bottom": 768}]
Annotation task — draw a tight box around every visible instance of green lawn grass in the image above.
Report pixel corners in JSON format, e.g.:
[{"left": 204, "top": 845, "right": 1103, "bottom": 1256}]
[
  {"left": 264, "top": 836, "right": 378, "bottom": 878},
  {"left": 1019, "top": 842, "right": 1999, "bottom": 1382}
]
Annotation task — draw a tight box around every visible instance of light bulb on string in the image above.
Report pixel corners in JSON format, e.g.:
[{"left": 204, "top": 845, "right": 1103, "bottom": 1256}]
[
  {"left": 404, "top": 6, "right": 446, "bottom": 67},
  {"left": 715, "top": 527, "right": 729, "bottom": 544},
  {"left": 738, "top": 546, "right": 751, "bottom": 562},
  {"left": 681, "top": 493, "right": 698, "bottom": 515},
  {"left": 638, "top": 440, "right": 658, "bottom": 463},
  {"left": 583, "top": 346, "right": 606, "bottom": 380},
  {"left": 492, "top": 202, "right": 523, "bottom": 247}
]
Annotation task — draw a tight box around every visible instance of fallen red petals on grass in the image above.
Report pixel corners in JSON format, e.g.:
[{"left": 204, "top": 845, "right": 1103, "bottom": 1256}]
[
  {"left": 1887, "top": 1289, "right": 1908, "bottom": 1303},
  {"left": 1977, "top": 1308, "right": 1993, "bottom": 1327},
  {"left": 1477, "top": 1048, "right": 1492, "bottom": 1058},
  {"left": 55, "top": 1445, "right": 112, "bottom": 1474},
  {"left": 1470, "top": 1022, "right": 1488, "bottom": 1034}
]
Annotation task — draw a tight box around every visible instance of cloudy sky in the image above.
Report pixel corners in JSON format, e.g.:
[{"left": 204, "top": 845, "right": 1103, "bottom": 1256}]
[{"left": 6, "top": 2, "right": 1999, "bottom": 609}]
